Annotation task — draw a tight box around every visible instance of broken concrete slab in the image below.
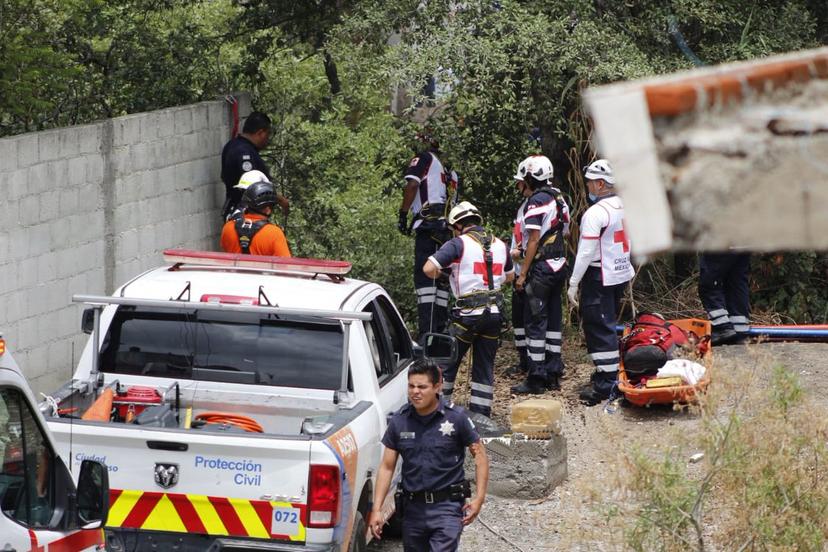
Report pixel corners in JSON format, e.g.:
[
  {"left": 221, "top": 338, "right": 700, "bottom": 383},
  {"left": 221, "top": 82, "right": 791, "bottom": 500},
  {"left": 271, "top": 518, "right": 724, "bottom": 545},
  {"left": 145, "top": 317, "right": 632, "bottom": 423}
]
[{"left": 465, "top": 435, "right": 568, "bottom": 499}]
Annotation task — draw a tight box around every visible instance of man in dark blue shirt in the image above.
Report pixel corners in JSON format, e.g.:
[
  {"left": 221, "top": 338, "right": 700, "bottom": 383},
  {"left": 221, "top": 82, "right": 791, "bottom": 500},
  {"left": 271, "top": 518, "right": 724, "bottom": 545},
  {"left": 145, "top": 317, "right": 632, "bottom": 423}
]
[
  {"left": 368, "top": 361, "right": 489, "bottom": 551},
  {"left": 220, "top": 111, "right": 289, "bottom": 219}
]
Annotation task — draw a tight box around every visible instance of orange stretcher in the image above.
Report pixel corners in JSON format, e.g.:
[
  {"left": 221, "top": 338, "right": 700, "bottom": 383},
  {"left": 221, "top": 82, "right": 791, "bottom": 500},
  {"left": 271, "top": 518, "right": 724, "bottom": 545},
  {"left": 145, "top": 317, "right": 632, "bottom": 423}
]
[{"left": 618, "top": 318, "right": 712, "bottom": 407}]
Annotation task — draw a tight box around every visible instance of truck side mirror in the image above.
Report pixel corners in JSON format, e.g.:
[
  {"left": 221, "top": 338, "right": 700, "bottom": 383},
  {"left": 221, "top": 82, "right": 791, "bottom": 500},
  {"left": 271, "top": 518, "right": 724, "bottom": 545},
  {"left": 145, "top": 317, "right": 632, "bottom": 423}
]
[
  {"left": 81, "top": 308, "right": 95, "bottom": 334},
  {"left": 77, "top": 459, "right": 110, "bottom": 528},
  {"left": 419, "top": 333, "right": 458, "bottom": 365}
]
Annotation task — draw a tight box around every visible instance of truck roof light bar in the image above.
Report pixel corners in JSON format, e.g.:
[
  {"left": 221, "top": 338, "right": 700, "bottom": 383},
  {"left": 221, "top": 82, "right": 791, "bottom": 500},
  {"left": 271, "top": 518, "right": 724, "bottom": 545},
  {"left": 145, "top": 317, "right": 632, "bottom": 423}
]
[
  {"left": 72, "top": 295, "right": 372, "bottom": 322},
  {"left": 163, "top": 249, "right": 352, "bottom": 279}
]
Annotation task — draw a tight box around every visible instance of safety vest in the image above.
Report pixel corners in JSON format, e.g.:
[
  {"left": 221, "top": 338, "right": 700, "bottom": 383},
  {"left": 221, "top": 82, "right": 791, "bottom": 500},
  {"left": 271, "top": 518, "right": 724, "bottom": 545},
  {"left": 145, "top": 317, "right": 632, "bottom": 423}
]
[
  {"left": 450, "top": 230, "right": 509, "bottom": 315},
  {"left": 589, "top": 196, "right": 635, "bottom": 285},
  {"left": 522, "top": 187, "right": 568, "bottom": 271},
  {"left": 234, "top": 218, "right": 270, "bottom": 254},
  {"left": 410, "top": 152, "right": 448, "bottom": 230}
]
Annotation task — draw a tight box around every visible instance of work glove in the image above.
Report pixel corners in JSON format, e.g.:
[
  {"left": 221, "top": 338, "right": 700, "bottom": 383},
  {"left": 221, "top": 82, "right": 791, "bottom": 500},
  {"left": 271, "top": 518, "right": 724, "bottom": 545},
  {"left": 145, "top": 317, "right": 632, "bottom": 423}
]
[
  {"left": 567, "top": 283, "right": 579, "bottom": 307},
  {"left": 397, "top": 210, "right": 410, "bottom": 235}
]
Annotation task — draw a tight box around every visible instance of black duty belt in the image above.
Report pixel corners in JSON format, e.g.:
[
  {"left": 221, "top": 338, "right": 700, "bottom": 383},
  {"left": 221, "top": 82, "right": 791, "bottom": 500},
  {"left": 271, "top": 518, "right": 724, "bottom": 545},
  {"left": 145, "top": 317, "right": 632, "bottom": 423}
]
[
  {"left": 402, "top": 482, "right": 469, "bottom": 504},
  {"left": 416, "top": 203, "right": 447, "bottom": 221}
]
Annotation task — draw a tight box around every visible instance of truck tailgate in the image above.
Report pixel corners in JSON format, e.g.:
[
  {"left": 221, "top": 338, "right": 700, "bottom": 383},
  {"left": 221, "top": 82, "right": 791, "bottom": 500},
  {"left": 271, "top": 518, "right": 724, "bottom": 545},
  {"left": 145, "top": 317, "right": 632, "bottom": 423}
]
[{"left": 49, "top": 421, "right": 312, "bottom": 542}]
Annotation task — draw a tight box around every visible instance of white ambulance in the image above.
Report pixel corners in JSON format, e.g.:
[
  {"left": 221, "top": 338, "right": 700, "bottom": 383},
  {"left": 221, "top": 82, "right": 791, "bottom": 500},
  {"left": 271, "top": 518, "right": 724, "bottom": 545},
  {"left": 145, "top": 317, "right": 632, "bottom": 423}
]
[
  {"left": 0, "top": 333, "right": 109, "bottom": 551},
  {"left": 40, "top": 250, "right": 455, "bottom": 551}
]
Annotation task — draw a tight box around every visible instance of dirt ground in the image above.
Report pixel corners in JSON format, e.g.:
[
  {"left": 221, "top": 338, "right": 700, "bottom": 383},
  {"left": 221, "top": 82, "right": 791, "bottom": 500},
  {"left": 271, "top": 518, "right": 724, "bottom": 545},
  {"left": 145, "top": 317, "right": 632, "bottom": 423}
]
[{"left": 368, "top": 340, "right": 828, "bottom": 551}]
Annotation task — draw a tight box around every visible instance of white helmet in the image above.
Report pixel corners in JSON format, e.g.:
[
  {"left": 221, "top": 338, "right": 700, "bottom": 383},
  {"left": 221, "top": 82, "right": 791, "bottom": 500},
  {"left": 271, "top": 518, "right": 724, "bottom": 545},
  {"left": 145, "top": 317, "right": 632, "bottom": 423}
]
[
  {"left": 513, "top": 158, "right": 529, "bottom": 181},
  {"left": 520, "top": 155, "right": 554, "bottom": 182},
  {"left": 235, "top": 170, "right": 271, "bottom": 189},
  {"left": 584, "top": 159, "right": 615, "bottom": 185},
  {"left": 447, "top": 201, "right": 482, "bottom": 225}
]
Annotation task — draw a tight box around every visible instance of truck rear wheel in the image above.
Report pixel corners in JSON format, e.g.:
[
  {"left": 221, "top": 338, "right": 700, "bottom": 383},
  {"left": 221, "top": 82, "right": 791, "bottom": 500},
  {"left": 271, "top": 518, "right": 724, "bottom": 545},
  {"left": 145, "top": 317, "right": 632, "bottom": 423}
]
[{"left": 349, "top": 510, "right": 368, "bottom": 552}]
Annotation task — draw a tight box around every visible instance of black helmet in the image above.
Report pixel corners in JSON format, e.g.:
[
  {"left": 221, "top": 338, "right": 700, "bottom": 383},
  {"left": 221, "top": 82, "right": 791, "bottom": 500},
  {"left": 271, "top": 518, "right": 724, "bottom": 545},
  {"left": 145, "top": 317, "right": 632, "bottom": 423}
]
[{"left": 242, "top": 181, "right": 277, "bottom": 213}]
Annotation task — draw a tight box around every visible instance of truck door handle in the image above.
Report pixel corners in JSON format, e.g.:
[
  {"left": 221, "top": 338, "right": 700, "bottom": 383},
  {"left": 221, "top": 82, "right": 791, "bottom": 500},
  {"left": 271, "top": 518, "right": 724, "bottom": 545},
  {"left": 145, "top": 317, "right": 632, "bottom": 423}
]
[{"left": 146, "top": 440, "right": 188, "bottom": 451}]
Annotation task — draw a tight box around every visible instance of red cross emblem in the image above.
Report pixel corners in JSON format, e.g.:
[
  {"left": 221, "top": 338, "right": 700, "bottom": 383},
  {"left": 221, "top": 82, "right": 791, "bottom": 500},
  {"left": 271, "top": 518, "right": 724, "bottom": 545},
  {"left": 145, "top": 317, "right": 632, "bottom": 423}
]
[
  {"left": 613, "top": 222, "right": 630, "bottom": 253},
  {"left": 473, "top": 261, "right": 504, "bottom": 286}
]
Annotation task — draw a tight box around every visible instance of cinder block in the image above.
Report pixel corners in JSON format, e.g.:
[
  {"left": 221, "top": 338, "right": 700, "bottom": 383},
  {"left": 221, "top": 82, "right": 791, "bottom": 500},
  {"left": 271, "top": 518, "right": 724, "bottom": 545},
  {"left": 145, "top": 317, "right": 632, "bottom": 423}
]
[
  {"left": 27, "top": 162, "right": 48, "bottom": 193},
  {"left": 59, "top": 127, "right": 81, "bottom": 158},
  {"left": 117, "top": 228, "right": 139, "bottom": 260},
  {"left": 56, "top": 306, "right": 80, "bottom": 339},
  {"left": 18, "top": 195, "right": 40, "bottom": 227},
  {"left": 192, "top": 104, "right": 209, "bottom": 131},
  {"left": 47, "top": 279, "right": 70, "bottom": 311},
  {"left": 25, "top": 345, "right": 50, "bottom": 380},
  {"left": 138, "top": 223, "right": 156, "bottom": 253},
  {"left": 16, "top": 134, "right": 39, "bottom": 168},
  {"left": 0, "top": 200, "right": 18, "bottom": 232},
  {"left": 77, "top": 182, "right": 102, "bottom": 212},
  {"left": 59, "top": 186, "right": 80, "bottom": 214},
  {"left": 130, "top": 142, "right": 150, "bottom": 173},
  {"left": 67, "top": 156, "right": 86, "bottom": 187},
  {"left": 113, "top": 115, "right": 141, "bottom": 147},
  {"left": 16, "top": 316, "right": 39, "bottom": 351},
  {"left": 86, "top": 154, "right": 104, "bottom": 184},
  {"left": 48, "top": 217, "right": 72, "bottom": 250},
  {"left": 140, "top": 112, "right": 160, "bottom": 142},
  {"left": 173, "top": 162, "right": 194, "bottom": 192},
  {"left": 55, "top": 246, "right": 80, "bottom": 279},
  {"left": 182, "top": 132, "right": 201, "bottom": 160},
  {"left": 0, "top": 138, "right": 17, "bottom": 172},
  {"left": 47, "top": 340, "right": 71, "bottom": 373},
  {"left": 8, "top": 227, "right": 31, "bottom": 261},
  {"left": 77, "top": 124, "right": 102, "bottom": 155},
  {"left": 26, "top": 224, "right": 50, "bottom": 257},
  {"left": 86, "top": 266, "right": 106, "bottom": 293},
  {"left": 113, "top": 202, "right": 139, "bottom": 234},
  {"left": 37, "top": 253, "right": 57, "bottom": 283},
  {"left": 174, "top": 107, "right": 194, "bottom": 136},
  {"left": 39, "top": 192, "right": 60, "bottom": 222},
  {"left": 112, "top": 146, "right": 132, "bottom": 177},
  {"left": 4, "top": 292, "right": 24, "bottom": 326},
  {"left": 157, "top": 110, "right": 175, "bottom": 138},
  {"left": 0, "top": 263, "right": 17, "bottom": 295},
  {"left": 4, "top": 168, "right": 29, "bottom": 200},
  {"left": 38, "top": 130, "right": 61, "bottom": 162},
  {"left": 206, "top": 101, "right": 227, "bottom": 130},
  {"left": 0, "top": 233, "right": 8, "bottom": 261},
  {"left": 38, "top": 310, "right": 58, "bottom": 345}
]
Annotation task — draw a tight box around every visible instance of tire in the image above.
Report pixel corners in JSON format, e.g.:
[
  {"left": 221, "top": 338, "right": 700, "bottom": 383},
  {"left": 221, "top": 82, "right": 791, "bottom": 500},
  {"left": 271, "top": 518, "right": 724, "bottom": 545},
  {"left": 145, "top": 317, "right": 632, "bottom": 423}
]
[{"left": 348, "top": 510, "right": 368, "bottom": 552}]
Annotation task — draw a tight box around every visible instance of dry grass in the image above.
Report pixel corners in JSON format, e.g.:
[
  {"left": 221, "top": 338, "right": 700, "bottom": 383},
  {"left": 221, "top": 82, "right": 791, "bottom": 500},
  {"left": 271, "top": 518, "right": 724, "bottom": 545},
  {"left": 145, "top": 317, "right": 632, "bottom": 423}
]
[{"left": 562, "top": 347, "right": 828, "bottom": 551}]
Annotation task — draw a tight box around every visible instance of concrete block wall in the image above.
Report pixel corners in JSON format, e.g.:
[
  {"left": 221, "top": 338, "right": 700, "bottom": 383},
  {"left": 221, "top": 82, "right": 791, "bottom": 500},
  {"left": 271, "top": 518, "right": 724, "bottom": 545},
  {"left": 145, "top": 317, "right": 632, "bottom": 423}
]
[{"left": 0, "top": 95, "right": 251, "bottom": 393}]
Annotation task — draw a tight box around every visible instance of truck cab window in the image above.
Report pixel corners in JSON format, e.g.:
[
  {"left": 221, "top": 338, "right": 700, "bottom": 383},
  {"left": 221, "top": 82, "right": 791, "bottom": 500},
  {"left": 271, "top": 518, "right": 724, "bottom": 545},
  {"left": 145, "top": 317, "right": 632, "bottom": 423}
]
[
  {"left": 0, "top": 388, "right": 56, "bottom": 528},
  {"left": 374, "top": 295, "right": 413, "bottom": 368}
]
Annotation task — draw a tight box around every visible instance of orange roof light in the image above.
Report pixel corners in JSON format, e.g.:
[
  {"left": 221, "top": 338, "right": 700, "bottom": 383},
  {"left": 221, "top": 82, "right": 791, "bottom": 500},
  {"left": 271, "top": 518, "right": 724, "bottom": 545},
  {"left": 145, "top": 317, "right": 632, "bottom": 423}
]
[
  {"left": 163, "top": 249, "right": 352, "bottom": 277},
  {"left": 0, "top": 338, "right": 5, "bottom": 356}
]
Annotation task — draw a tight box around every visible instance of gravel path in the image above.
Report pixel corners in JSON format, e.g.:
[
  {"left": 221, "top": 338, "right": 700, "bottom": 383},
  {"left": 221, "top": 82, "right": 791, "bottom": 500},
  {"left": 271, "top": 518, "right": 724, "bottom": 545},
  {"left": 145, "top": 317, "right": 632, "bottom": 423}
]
[{"left": 368, "top": 341, "right": 828, "bottom": 551}]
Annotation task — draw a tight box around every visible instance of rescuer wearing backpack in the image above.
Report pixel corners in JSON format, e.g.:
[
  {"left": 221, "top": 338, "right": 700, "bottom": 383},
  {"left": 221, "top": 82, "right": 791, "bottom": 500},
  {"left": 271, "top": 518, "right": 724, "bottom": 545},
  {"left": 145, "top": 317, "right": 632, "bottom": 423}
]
[
  {"left": 220, "top": 180, "right": 291, "bottom": 257},
  {"left": 510, "top": 156, "right": 571, "bottom": 395},
  {"left": 568, "top": 160, "right": 635, "bottom": 405},
  {"left": 506, "top": 158, "right": 531, "bottom": 375},
  {"left": 422, "top": 201, "right": 514, "bottom": 418},
  {"left": 398, "top": 131, "right": 456, "bottom": 337}
]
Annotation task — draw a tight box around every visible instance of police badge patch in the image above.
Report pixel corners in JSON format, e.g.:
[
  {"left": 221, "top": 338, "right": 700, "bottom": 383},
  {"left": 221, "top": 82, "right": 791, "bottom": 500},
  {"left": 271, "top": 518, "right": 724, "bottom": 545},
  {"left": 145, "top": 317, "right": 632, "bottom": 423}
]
[{"left": 242, "top": 161, "right": 253, "bottom": 171}]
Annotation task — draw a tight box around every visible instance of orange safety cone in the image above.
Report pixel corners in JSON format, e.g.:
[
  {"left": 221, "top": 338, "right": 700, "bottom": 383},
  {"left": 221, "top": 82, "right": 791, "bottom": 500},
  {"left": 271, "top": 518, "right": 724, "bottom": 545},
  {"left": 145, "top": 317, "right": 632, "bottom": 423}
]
[{"left": 81, "top": 387, "right": 114, "bottom": 422}]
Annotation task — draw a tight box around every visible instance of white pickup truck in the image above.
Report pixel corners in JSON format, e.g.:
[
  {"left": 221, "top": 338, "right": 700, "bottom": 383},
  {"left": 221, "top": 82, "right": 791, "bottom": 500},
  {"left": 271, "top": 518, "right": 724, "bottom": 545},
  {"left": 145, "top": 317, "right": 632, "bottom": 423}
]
[
  {"left": 41, "top": 250, "right": 454, "bottom": 552},
  {"left": 0, "top": 333, "right": 109, "bottom": 552}
]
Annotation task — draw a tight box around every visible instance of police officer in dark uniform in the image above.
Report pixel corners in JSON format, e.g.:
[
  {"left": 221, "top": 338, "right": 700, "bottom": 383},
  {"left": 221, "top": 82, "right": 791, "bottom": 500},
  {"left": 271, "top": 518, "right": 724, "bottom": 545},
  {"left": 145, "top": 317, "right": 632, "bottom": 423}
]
[
  {"left": 398, "top": 132, "right": 452, "bottom": 337},
  {"left": 699, "top": 252, "right": 751, "bottom": 345},
  {"left": 423, "top": 201, "right": 514, "bottom": 418},
  {"left": 369, "top": 360, "right": 489, "bottom": 552},
  {"left": 220, "top": 111, "right": 289, "bottom": 219}
]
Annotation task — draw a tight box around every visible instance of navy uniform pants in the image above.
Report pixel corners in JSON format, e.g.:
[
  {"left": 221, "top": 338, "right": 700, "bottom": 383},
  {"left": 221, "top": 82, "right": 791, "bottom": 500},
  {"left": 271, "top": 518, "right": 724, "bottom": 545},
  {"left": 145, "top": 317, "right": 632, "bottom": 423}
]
[
  {"left": 580, "top": 266, "right": 626, "bottom": 396},
  {"left": 443, "top": 312, "right": 502, "bottom": 417},
  {"left": 511, "top": 288, "right": 528, "bottom": 370},
  {"left": 402, "top": 500, "right": 464, "bottom": 552},
  {"left": 414, "top": 227, "right": 451, "bottom": 336},
  {"left": 523, "top": 266, "right": 565, "bottom": 384},
  {"left": 699, "top": 252, "right": 751, "bottom": 339}
]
